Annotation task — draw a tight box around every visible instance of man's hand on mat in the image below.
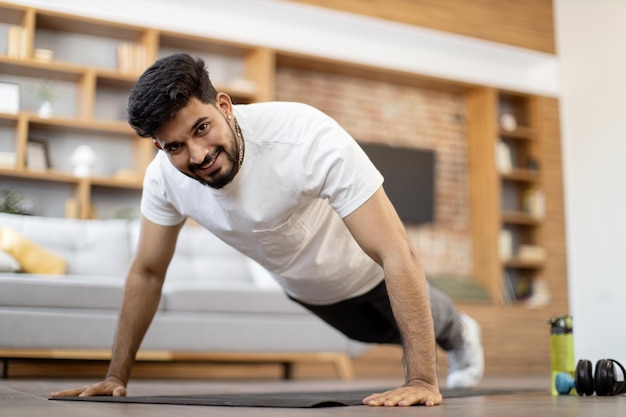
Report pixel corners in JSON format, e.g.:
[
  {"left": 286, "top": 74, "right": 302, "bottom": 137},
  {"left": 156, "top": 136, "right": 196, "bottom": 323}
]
[
  {"left": 50, "top": 376, "right": 127, "bottom": 398},
  {"left": 362, "top": 380, "right": 442, "bottom": 407}
]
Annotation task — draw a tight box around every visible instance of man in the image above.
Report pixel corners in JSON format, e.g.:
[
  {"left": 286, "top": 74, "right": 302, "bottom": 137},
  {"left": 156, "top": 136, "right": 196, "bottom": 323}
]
[{"left": 52, "top": 54, "right": 483, "bottom": 407}]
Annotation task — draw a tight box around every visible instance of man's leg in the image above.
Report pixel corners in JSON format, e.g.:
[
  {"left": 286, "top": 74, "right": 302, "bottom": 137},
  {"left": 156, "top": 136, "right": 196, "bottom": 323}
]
[
  {"left": 291, "top": 279, "right": 483, "bottom": 388},
  {"left": 429, "top": 285, "right": 484, "bottom": 388},
  {"left": 289, "top": 280, "right": 402, "bottom": 345},
  {"left": 429, "top": 285, "right": 464, "bottom": 350}
]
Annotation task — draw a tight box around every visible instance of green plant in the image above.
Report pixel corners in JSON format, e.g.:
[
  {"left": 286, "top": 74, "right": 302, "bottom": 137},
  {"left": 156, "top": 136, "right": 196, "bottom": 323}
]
[
  {"left": 34, "top": 79, "right": 56, "bottom": 102},
  {"left": 0, "top": 190, "right": 34, "bottom": 215}
]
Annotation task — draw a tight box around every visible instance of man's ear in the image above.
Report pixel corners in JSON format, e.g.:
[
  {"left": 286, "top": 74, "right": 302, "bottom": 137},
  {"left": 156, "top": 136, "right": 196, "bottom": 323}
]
[
  {"left": 153, "top": 140, "right": 163, "bottom": 150},
  {"left": 216, "top": 92, "right": 233, "bottom": 116}
]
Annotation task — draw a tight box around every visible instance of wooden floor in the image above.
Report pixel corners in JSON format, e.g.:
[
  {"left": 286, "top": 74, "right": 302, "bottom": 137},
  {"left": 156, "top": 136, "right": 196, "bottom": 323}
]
[{"left": 2, "top": 375, "right": 625, "bottom": 416}]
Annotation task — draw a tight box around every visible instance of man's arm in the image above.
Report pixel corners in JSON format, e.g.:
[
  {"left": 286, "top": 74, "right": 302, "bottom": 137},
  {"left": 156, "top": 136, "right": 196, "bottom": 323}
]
[
  {"left": 51, "top": 216, "right": 184, "bottom": 397},
  {"left": 342, "top": 186, "right": 441, "bottom": 407}
]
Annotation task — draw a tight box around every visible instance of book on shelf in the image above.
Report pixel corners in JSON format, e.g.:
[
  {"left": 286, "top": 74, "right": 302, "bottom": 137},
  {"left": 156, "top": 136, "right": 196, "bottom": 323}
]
[
  {"left": 502, "top": 270, "right": 534, "bottom": 304},
  {"left": 495, "top": 140, "right": 512, "bottom": 173},
  {"left": 7, "top": 25, "right": 28, "bottom": 59},
  {"left": 522, "top": 188, "right": 546, "bottom": 219},
  {"left": 117, "top": 43, "right": 148, "bottom": 75},
  {"left": 499, "top": 229, "right": 513, "bottom": 261}
]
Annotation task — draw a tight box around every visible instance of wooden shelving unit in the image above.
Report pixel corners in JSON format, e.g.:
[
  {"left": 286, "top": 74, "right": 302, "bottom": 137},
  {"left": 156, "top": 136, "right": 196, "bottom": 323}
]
[
  {"left": 0, "top": 2, "right": 272, "bottom": 218},
  {"left": 466, "top": 88, "right": 565, "bottom": 306}
]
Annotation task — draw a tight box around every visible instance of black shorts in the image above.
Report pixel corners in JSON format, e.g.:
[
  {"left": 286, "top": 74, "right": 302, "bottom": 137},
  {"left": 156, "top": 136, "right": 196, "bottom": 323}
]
[{"left": 289, "top": 280, "right": 402, "bottom": 345}]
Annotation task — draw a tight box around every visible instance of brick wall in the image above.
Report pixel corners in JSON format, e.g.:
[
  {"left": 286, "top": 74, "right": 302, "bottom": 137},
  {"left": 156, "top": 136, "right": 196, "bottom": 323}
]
[{"left": 276, "top": 68, "right": 471, "bottom": 277}]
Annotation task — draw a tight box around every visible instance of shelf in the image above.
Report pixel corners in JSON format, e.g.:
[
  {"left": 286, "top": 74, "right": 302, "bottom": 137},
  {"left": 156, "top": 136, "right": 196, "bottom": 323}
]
[
  {"left": 502, "top": 211, "right": 542, "bottom": 225},
  {"left": 96, "top": 69, "right": 140, "bottom": 89},
  {"left": 500, "top": 168, "right": 540, "bottom": 183},
  {"left": 0, "top": 167, "right": 79, "bottom": 184},
  {"left": 159, "top": 31, "right": 252, "bottom": 57},
  {"left": 26, "top": 113, "right": 133, "bottom": 136},
  {"left": 215, "top": 83, "right": 258, "bottom": 103},
  {"left": 503, "top": 258, "right": 545, "bottom": 269},
  {"left": 35, "top": 10, "right": 146, "bottom": 41},
  {"left": 498, "top": 126, "right": 535, "bottom": 140},
  {"left": 0, "top": 168, "right": 143, "bottom": 190},
  {"left": 0, "top": 112, "right": 19, "bottom": 126},
  {"left": 0, "top": 56, "right": 145, "bottom": 86},
  {"left": 0, "top": 56, "right": 85, "bottom": 82},
  {"left": 90, "top": 176, "right": 143, "bottom": 189},
  {"left": 0, "top": 3, "right": 27, "bottom": 25}
]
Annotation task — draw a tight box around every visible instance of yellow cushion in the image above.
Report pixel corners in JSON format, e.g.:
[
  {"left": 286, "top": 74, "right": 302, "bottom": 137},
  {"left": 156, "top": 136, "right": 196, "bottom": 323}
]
[{"left": 0, "top": 227, "right": 67, "bottom": 275}]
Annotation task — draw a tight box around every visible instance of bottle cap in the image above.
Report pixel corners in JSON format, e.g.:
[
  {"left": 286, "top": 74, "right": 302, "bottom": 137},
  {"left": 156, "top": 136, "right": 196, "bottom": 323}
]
[{"left": 548, "top": 315, "right": 573, "bottom": 334}]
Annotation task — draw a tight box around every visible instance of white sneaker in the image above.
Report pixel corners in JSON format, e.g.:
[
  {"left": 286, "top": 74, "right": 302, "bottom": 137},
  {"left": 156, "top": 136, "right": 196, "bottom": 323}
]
[{"left": 446, "top": 313, "right": 484, "bottom": 389}]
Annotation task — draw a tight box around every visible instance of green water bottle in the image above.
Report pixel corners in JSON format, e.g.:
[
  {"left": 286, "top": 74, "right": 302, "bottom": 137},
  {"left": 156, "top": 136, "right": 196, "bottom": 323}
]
[{"left": 548, "top": 315, "right": 575, "bottom": 395}]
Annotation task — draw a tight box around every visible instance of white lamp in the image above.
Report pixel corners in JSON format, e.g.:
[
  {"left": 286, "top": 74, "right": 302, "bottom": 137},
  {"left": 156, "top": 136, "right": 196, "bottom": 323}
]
[{"left": 70, "top": 145, "right": 97, "bottom": 177}]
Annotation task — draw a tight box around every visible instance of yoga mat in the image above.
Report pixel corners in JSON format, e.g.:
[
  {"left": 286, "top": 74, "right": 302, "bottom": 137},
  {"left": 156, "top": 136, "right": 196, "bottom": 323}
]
[{"left": 50, "top": 388, "right": 542, "bottom": 408}]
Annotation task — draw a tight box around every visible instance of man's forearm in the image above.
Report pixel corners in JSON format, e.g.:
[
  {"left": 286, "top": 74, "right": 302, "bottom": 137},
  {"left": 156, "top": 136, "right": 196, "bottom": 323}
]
[
  {"left": 384, "top": 265, "right": 438, "bottom": 386},
  {"left": 106, "top": 271, "right": 164, "bottom": 385}
]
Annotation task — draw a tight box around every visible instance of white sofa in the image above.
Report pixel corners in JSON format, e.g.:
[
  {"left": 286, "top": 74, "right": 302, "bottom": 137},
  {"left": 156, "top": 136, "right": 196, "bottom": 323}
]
[{"left": 0, "top": 212, "right": 366, "bottom": 379}]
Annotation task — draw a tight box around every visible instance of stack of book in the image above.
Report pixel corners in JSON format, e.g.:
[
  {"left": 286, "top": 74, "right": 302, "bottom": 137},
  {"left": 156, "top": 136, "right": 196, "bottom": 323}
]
[
  {"left": 117, "top": 43, "right": 148, "bottom": 74},
  {"left": 7, "top": 26, "right": 28, "bottom": 59}
]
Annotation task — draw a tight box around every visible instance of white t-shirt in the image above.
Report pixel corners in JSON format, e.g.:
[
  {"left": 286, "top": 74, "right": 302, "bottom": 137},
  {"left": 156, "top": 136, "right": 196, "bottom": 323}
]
[{"left": 141, "top": 102, "right": 384, "bottom": 305}]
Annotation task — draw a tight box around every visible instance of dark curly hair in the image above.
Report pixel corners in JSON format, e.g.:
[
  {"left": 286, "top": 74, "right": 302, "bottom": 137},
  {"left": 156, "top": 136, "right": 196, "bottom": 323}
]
[{"left": 127, "top": 53, "right": 218, "bottom": 138}]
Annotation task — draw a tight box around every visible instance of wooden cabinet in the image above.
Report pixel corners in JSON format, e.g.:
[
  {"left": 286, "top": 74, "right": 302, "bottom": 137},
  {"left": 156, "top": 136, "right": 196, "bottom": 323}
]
[{"left": 0, "top": 2, "right": 272, "bottom": 218}]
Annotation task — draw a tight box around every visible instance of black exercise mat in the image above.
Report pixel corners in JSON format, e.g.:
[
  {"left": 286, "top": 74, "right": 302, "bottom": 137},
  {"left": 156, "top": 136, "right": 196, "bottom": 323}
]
[{"left": 50, "top": 388, "right": 543, "bottom": 408}]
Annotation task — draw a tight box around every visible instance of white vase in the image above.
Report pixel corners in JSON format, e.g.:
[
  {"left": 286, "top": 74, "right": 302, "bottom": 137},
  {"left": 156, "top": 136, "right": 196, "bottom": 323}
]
[{"left": 37, "top": 100, "right": 52, "bottom": 118}]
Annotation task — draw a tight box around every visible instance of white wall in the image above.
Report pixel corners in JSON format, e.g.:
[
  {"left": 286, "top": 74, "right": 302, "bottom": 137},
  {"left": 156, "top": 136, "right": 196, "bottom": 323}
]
[{"left": 555, "top": 0, "right": 626, "bottom": 362}]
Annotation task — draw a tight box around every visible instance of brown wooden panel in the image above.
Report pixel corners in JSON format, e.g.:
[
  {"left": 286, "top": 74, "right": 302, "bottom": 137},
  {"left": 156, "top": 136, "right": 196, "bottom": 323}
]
[
  {"left": 465, "top": 87, "right": 501, "bottom": 301},
  {"left": 531, "top": 97, "right": 568, "bottom": 309},
  {"left": 288, "top": 0, "right": 556, "bottom": 54}
]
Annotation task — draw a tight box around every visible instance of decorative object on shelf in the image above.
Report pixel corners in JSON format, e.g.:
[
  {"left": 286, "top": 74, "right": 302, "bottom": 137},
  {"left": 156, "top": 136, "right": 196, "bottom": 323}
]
[
  {"left": 26, "top": 139, "right": 50, "bottom": 171},
  {"left": 34, "top": 79, "right": 56, "bottom": 118},
  {"left": 33, "top": 48, "right": 54, "bottom": 63},
  {"left": 522, "top": 188, "right": 546, "bottom": 219},
  {"left": 37, "top": 101, "right": 52, "bottom": 118},
  {"left": 499, "top": 112, "right": 518, "bottom": 132},
  {"left": 0, "top": 82, "right": 20, "bottom": 114},
  {"left": 0, "top": 152, "right": 17, "bottom": 169},
  {"left": 495, "top": 140, "right": 513, "bottom": 173},
  {"left": 0, "top": 190, "right": 34, "bottom": 215},
  {"left": 526, "top": 156, "right": 540, "bottom": 172},
  {"left": 518, "top": 244, "right": 547, "bottom": 263},
  {"left": 524, "top": 278, "right": 551, "bottom": 308},
  {"left": 70, "top": 144, "right": 97, "bottom": 177}
]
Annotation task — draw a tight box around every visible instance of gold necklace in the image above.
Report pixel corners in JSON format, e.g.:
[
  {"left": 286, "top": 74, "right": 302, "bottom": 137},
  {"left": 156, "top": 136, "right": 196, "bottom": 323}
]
[{"left": 234, "top": 117, "right": 245, "bottom": 169}]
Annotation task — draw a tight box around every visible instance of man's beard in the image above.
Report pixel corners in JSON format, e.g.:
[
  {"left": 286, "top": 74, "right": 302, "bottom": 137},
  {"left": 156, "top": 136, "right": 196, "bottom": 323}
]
[{"left": 187, "top": 129, "right": 240, "bottom": 189}]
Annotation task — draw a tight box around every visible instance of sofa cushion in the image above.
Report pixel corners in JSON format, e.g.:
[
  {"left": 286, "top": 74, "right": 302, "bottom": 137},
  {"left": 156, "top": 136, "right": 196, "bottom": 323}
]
[
  {"left": 0, "top": 227, "right": 67, "bottom": 274},
  {"left": 0, "top": 274, "right": 129, "bottom": 310},
  {"left": 163, "top": 223, "right": 252, "bottom": 283},
  {"left": 162, "top": 282, "right": 309, "bottom": 314},
  {"left": 0, "top": 250, "right": 20, "bottom": 272},
  {"left": 141, "top": 312, "right": 351, "bottom": 352},
  {"left": 0, "top": 213, "right": 131, "bottom": 276}
]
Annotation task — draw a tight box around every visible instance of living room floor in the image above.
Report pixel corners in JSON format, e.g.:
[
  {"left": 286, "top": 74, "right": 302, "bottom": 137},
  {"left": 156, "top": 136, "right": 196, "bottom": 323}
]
[{"left": 2, "top": 375, "right": 625, "bottom": 417}]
